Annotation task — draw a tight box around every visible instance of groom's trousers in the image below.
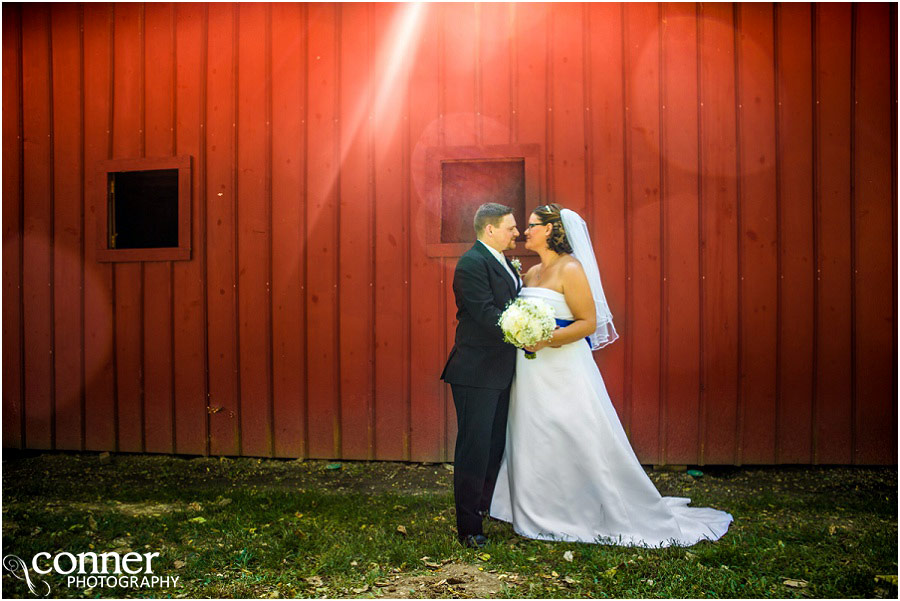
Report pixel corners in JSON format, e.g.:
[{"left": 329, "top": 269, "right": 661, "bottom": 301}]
[{"left": 450, "top": 384, "right": 510, "bottom": 538}]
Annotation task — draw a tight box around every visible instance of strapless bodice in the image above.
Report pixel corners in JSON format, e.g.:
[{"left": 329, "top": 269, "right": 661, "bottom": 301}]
[{"left": 519, "top": 287, "right": 573, "bottom": 320}]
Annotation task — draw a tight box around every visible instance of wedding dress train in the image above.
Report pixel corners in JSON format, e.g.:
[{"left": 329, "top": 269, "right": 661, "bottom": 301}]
[{"left": 490, "top": 287, "right": 733, "bottom": 547}]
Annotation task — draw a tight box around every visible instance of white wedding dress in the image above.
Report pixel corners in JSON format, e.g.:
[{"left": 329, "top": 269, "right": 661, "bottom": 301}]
[{"left": 490, "top": 287, "right": 733, "bottom": 547}]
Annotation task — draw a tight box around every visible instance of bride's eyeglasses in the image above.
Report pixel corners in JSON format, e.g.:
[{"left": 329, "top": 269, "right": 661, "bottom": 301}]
[{"left": 524, "top": 222, "right": 543, "bottom": 230}]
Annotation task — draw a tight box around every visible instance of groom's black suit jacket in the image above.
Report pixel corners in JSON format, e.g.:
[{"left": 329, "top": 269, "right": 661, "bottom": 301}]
[{"left": 441, "top": 241, "right": 520, "bottom": 390}]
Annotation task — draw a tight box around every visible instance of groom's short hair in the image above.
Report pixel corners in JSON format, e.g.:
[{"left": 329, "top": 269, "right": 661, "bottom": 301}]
[{"left": 474, "top": 203, "right": 513, "bottom": 236}]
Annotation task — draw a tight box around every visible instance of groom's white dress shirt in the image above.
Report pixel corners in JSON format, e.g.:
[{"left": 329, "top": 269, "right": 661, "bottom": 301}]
[{"left": 478, "top": 239, "right": 520, "bottom": 289}]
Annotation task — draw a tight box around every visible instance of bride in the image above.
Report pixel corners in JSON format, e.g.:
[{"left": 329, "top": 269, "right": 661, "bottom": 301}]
[{"left": 489, "top": 203, "right": 733, "bottom": 547}]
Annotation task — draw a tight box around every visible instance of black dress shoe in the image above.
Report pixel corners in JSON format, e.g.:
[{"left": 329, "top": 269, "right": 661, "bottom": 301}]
[{"left": 459, "top": 534, "right": 488, "bottom": 548}]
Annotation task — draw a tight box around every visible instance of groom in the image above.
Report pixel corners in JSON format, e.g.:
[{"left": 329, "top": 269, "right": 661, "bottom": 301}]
[{"left": 441, "top": 203, "right": 521, "bottom": 548}]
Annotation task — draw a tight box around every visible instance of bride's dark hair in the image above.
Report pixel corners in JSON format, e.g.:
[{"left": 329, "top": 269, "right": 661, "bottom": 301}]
[{"left": 533, "top": 203, "right": 573, "bottom": 254}]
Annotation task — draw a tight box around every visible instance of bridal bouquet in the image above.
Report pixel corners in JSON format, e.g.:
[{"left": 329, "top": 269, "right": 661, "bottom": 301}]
[{"left": 498, "top": 297, "right": 556, "bottom": 359}]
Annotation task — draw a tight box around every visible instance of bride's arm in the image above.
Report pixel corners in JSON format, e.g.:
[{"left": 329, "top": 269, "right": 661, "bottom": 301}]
[{"left": 530, "top": 261, "right": 596, "bottom": 350}]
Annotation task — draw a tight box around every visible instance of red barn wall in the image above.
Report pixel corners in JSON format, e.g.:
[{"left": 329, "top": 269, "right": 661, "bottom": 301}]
[{"left": 2, "top": 2, "right": 896, "bottom": 464}]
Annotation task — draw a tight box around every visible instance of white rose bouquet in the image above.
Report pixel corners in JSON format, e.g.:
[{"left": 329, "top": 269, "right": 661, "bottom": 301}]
[{"left": 498, "top": 297, "right": 556, "bottom": 359}]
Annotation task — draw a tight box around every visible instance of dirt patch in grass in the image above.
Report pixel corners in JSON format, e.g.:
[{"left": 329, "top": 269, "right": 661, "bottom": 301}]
[
  {"left": 366, "top": 562, "right": 516, "bottom": 599},
  {"left": 57, "top": 500, "right": 185, "bottom": 516},
  {"left": 199, "top": 459, "right": 456, "bottom": 496}
]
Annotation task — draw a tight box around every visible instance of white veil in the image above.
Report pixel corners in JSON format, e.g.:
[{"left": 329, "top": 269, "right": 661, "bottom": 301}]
[{"left": 559, "top": 209, "right": 618, "bottom": 350}]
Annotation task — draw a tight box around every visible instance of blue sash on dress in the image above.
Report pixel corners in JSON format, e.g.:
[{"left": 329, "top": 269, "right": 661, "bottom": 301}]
[{"left": 555, "top": 318, "right": 592, "bottom": 348}]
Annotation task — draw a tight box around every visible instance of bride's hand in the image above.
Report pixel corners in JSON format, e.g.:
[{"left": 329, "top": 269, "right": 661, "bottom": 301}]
[
  {"left": 525, "top": 328, "right": 558, "bottom": 353},
  {"left": 549, "top": 326, "right": 562, "bottom": 347}
]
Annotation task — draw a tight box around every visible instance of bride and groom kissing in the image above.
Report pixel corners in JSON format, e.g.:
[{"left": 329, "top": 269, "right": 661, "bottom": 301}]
[{"left": 441, "top": 202, "right": 733, "bottom": 549}]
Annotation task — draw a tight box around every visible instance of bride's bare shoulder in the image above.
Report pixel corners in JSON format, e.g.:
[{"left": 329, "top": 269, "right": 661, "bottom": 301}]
[
  {"left": 559, "top": 254, "right": 584, "bottom": 274},
  {"left": 560, "top": 256, "right": 589, "bottom": 288}
]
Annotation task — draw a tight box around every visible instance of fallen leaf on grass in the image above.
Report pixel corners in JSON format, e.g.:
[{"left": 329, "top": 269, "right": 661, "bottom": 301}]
[
  {"left": 478, "top": 553, "right": 491, "bottom": 561},
  {"left": 305, "top": 576, "right": 323, "bottom": 587},
  {"left": 188, "top": 517, "right": 206, "bottom": 524},
  {"left": 396, "top": 525, "right": 408, "bottom": 535},
  {"left": 602, "top": 567, "right": 618, "bottom": 578},
  {"left": 563, "top": 550, "right": 574, "bottom": 562},
  {"left": 874, "top": 575, "right": 897, "bottom": 585},
  {"left": 351, "top": 585, "right": 369, "bottom": 594},
  {"left": 783, "top": 579, "right": 808, "bottom": 588},
  {"left": 173, "top": 560, "right": 185, "bottom": 569},
  {"left": 420, "top": 556, "right": 441, "bottom": 569}
]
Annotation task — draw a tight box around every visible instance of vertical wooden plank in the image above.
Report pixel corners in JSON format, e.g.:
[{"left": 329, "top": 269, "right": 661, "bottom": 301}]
[
  {"left": 21, "top": 4, "right": 54, "bottom": 450},
  {"left": 439, "top": 2, "right": 480, "bottom": 462},
  {"left": 892, "top": 4, "right": 898, "bottom": 466},
  {"left": 3, "top": 3, "right": 24, "bottom": 449},
  {"left": 206, "top": 3, "right": 240, "bottom": 455},
  {"left": 236, "top": 2, "right": 272, "bottom": 457},
  {"left": 82, "top": 3, "right": 116, "bottom": 451},
  {"left": 173, "top": 2, "right": 209, "bottom": 456},
  {"left": 550, "top": 3, "right": 585, "bottom": 213},
  {"left": 775, "top": 3, "right": 814, "bottom": 463},
  {"left": 443, "top": 256, "right": 458, "bottom": 457},
  {"left": 516, "top": 2, "right": 547, "bottom": 200},
  {"left": 814, "top": 3, "right": 852, "bottom": 464},
  {"left": 338, "top": 3, "right": 374, "bottom": 460},
  {"left": 587, "top": 2, "right": 627, "bottom": 433},
  {"left": 623, "top": 2, "right": 661, "bottom": 463},
  {"left": 373, "top": 2, "right": 410, "bottom": 460},
  {"left": 51, "top": 4, "right": 85, "bottom": 451},
  {"left": 409, "top": 5, "right": 446, "bottom": 461},
  {"left": 442, "top": 2, "right": 477, "bottom": 147},
  {"left": 736, "top": 3, "right": 778, "bottom": 464},
  {"left": 271, "top": 2, "right": 306, "bottom": 458},
  {"left": 852, "top": 3, "right": 896, "bottom": 464},
  {"left": 111, "top": 4, "right": 145, "bottom": 453},
  {"left": 660, "top": 2, "right": 701, "bottom": 465},
  {"left": 480, "top": 3, "right": 512, "bottom": 146},
  {"left": 143, "top": 2, "right": 175, "bottom": 454},
  {"left": 699, "top": 3, "right": 739, "bottom": 465},
  {"left": 306, "top": 3, "right": 340, "bottom": 458}
]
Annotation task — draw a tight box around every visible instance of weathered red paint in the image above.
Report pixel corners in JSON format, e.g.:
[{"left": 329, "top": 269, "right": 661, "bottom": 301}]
[{"left": 2, "top": 2, "right": 896, "bottom": 464}]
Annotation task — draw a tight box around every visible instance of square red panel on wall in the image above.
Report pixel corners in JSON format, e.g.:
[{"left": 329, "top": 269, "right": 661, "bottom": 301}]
[{"left": 425, "top": 144, "right": 541, "bottom": 257}]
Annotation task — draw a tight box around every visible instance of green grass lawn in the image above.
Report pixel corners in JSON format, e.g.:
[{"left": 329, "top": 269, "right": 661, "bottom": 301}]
[{"left": 1, "top": 453, "right": 896, "bottom": 599}]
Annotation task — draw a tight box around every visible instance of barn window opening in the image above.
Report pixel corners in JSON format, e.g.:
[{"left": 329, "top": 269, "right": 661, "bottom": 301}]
[
  {"left": 95, "top": 155, "right": 192, "bottom": 262},
  {"left": 440, "top": 158, "right": 526, "bottom": 244},
  {"left": 108, "top": 169, "right": 179, "bottom": 249}
]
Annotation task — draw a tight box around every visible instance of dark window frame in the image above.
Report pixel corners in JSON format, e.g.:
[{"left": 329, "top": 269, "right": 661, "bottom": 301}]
[
  {"left": 425, "top": 144, "right": 542, "bottom": 257},
  {"left": 95, "top": 156, "right": 192, "bottom": 262}
]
